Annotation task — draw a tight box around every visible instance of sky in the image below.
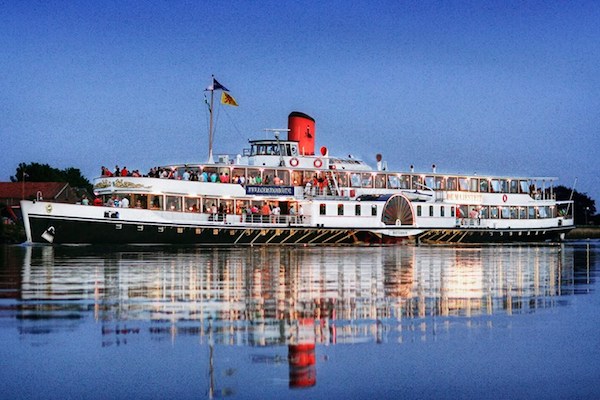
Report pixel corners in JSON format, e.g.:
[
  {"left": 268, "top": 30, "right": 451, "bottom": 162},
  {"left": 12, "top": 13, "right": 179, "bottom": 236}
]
[{"left": 1, "top": 1, "right": 599, "bottom": 202}]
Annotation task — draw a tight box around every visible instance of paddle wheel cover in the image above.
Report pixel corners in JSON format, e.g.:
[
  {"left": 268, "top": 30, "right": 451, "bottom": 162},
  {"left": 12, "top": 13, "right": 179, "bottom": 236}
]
[{"left": 382, "top": 194, "right": 414, "bottom": 226}]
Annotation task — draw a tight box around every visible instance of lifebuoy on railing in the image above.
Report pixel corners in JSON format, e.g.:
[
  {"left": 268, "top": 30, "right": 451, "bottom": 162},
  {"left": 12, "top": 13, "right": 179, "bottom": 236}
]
[
  {"left": 502, "top": 194, "right": 508, "bottom": 202},
  {"left": 313, "top": 158, "right": 323, "bottom": 168},
  {"left": 290, "top": 157, "right": 299, "bottom": 167}
]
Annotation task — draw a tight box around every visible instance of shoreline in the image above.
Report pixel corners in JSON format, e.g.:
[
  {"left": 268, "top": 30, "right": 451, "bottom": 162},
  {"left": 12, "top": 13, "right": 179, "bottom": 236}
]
[
  {"left": 565, "top": 226, "right": 600, "bottom": 240},
  {"left": 2, "top": 223, "right": 599, "bottom": 245}
]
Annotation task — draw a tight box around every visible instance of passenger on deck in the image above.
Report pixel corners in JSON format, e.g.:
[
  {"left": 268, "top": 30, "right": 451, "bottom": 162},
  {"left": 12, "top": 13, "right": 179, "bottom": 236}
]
[
  {"left": 261, "top": 202, "right": 271, "bottom": 223},
  {"left": 271, "top": 204, "right": 280, "bottom": 223}
]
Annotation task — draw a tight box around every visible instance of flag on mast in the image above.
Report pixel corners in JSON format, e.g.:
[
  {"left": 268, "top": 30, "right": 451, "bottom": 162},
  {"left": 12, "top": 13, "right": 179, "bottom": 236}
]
[
  {"left": 221, "top": 91, "right": 238, "bottom": 107},
  {"left": 205, "top": 78, "right": 229, "bottom": 92}
]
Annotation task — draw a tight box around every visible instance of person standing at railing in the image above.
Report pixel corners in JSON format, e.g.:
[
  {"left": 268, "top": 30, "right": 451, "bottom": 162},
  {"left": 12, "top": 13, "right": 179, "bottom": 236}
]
[
  {"left": 271, "top": 204, "right": 280, "bottom": 223},
  {"left": 261, "top": 202, "right": 271, "bottom": 223}
]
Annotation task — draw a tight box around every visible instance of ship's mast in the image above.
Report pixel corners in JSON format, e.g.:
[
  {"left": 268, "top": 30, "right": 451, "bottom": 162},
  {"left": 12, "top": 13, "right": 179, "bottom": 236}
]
[
  {"left": 207, "top": 76, "right": 216, "bottom": 164},
  {"left": 206, "top": 75, "right": 230, "bottom": 164}
]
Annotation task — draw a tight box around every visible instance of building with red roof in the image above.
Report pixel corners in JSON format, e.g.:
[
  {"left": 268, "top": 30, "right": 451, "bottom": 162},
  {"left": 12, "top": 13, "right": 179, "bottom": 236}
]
[{"left": 0, "top": 182, "right": 86, "bottom": 223}]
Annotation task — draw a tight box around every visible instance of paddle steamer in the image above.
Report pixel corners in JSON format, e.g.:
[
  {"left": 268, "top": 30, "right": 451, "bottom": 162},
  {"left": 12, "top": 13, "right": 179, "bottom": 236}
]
[{"left": 20, "top": 79, "right": 574, "bottom": 245}]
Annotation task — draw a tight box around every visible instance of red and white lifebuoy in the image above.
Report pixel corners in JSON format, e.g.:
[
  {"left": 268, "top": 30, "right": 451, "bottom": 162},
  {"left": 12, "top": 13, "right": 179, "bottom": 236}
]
[
  {"left": 289, "top": 157, "right": 299, "bottom": 167},
  {"left": 313, "top": 158, "right": 323, "bottom": 168},
  {"left": 502, "top": 194, "right": 508, "bottom": 202}
]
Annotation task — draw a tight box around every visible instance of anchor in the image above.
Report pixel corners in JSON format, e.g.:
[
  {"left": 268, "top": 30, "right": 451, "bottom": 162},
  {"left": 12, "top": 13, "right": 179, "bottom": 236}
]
[{"left": 41, "top": 226, "right": 56, "bottom": 243}]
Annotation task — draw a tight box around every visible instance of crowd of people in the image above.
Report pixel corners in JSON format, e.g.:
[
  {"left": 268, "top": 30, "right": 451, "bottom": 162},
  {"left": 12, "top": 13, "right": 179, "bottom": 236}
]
[
  {"left": 101, "top": 165, "right": 143, "bottom": 178},
  {"left": 100, "top": 165, "right": 308, "bottom": 187}
]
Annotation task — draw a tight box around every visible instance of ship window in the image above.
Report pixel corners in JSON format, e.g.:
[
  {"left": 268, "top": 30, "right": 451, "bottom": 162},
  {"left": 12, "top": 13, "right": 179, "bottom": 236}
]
[
  {"left": 274, "top": 169, "right": 289, "bottom": 185},
  {"left": 457, "top": 205, "right": 468, "bottom": 219},
  {"left": 371, "top": 205, "right": 377, "bottom": 216},
  {"left": 520, "top": 180, "right": 529, "bottom": 194},
  {"left": 203, "top": 167, "right": 218, "bottom": 182},
  {"left": 500, "top": 206, "right": 510, "bottom": 219},
  {"left": 320, "top": 204, "right": 326, "bottom": 215},
  {"left": 350, "top": 173, "right": 361, "bottom": 187},
  {"left": 291, "top": 171, "right": 303, "bottom": 186},
  {"left": 510, "top": 180, "right": 519, "bottom": 193},
  {"left": 440, "top": 206, "right": 445, "bottom": 217},
  {"left": 539, "top": 206, "right": 548, "bottom": 218},
  {"left": 490, "top": 206, "right": 499, "bottom": 219},
  {"left": 519, "top": 206, "right": 527, "bottom": 219},
  {"left": 411, "top": 175, "right": 422, "bottom": 190},
  {"left": 425, "top": 176, "right": 435, "bottom": 189},
  {"left": 447, "top": 177, "right": 457, "bottom": 191},
  {"left": 362, "top": 173, "right": 373, "bottom": 188},
  {"left": 490, "top": 179, "right": 500, "bottom": 192},
  {"left": 263, "top": 169, "right": 276, "bottom": 185},
  {"left": 458, "top": 178, "right": 469, "bottom": 191},
  {"left": 355, "top": 204, "right": 361, "bottom": 216},
  {"left": 499, "top": 180, "right": 509, "bottom": 193},
  {"left": 185, "top": 197, "right": 200, "bottom": 212},
  {"left": 510, "top": 207, "right": 518, "bottom": 219},
  {"left": 528, "top": 207, "right": 536, "bottom": 219},
  {"left": 149, "top": 195, "right": 162, "bottom": 210},
  {"left": 435, "top": 177, "right": 444, "bottom": 190},
  {"left": 451, "top": 206, "right": 455, "bottom": 217},
  {"left": 480, "top": 206, "right": 489, "bottom": 219},
  {"left": 337, "top": 173, "right": 348, "bottom": 187},
  {"left": 290, "top": 145, "right": 298, "bottom": 156},
  {"left": 338, "top": 204, "right": 344, "bottom": 215},
  {"left": 388, "top": 175, "right": 400, "bottom": 189},
  {"left": 417, "top": 205, "right": 422, "bottom": 217},
  {"left": 479, "top": 179, "right": 489, "bottom": 193},
  {"left": 374, "top": 174, "right": 386, "bottom": 188},
  {"left": 429, "top": 205, "right": 434, "bottom": 217},
  {"left": 470, "top": 179, "right": 478, "bottom": 192},
  {"left": 129, "top": 194, "right": 145, "bottom": 209},
  {"left": 399, "top": 175, "right": 410, "bottom": 189},
  {"left": 231, "top": 167, "right": 246, "bottom": 182},
  {"left": 166, "top": 196, "right": 182, "bottom": 212}
]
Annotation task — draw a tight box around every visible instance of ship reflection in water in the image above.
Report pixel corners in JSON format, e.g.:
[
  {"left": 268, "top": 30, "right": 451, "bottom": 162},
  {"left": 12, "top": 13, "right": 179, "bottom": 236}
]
[{"left": 1, "top": 243, "right": 598, "bottom": 399}]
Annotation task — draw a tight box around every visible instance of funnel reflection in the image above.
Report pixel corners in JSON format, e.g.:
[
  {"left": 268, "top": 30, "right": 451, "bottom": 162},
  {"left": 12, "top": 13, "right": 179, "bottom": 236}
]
[{"left": 7, "top": 244, "right": 583, "bottom": 389}]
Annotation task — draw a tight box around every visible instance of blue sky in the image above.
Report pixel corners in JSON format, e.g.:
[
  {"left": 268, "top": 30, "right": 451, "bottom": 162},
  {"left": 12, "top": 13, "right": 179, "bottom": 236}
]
[{"left": 2, "top": 1, "right": 599, "bottom": 202}]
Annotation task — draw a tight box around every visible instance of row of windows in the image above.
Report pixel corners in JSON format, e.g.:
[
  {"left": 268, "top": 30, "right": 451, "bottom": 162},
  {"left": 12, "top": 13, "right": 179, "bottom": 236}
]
[
  {"left": 161, "top": 164, "right": 548, "bottom": 195},
  {"left": 316, "top": 203, "right": 557, "bottom": 220},
  {"left": 102, "top": 192, "right": 558, "bottom": 221},
  {"left": 416, "top": 205, "right": 557, "bottom": 219},
  {"left": 101, "top": 193, "right": 298, "bottom": 216},
  {"left": 319, "top": 203, "right": 378, "bottom": 216}
]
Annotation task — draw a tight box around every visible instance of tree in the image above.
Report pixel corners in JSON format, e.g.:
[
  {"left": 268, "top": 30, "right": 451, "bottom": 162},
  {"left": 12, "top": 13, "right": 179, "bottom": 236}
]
[
  {"left": 552, "top": 185, "right": 596, "bottom": 225},
  {"left": 11, "top": 162, "right": 93, "bottom": 193}
]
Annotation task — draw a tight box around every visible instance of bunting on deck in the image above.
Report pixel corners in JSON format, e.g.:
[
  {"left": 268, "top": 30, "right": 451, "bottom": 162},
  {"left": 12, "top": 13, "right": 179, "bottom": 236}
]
[{"left": 221, "top": 91, "right": 238, "bottom": 107}]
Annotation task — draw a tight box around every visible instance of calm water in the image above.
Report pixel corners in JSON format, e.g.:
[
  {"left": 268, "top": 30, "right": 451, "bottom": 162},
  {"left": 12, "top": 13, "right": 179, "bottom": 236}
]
[{"left": 1, "top": 242, "right": 599, "bottom": 400}]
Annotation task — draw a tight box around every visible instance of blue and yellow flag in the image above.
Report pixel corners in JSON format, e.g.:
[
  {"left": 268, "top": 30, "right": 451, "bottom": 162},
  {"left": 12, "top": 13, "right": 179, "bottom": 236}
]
[{"left": 221, "top": 91, "right": 238, "bottom": 107}]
